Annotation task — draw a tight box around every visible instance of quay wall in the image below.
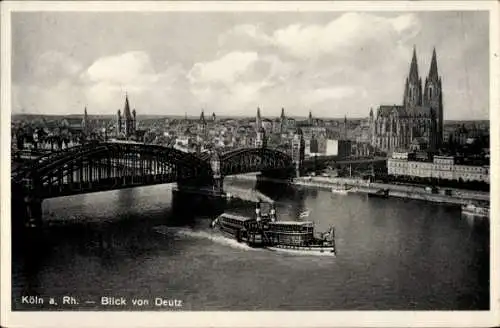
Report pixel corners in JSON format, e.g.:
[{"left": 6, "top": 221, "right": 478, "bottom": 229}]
[
  {"left": 293, "top": 178, "right": 489, "bottom": 205},
  {"left": 307, "top": 177, "right": 489, "bottom": 201},
  {"left": 226, "top": 174, "right": 489, "bottom": 206}
]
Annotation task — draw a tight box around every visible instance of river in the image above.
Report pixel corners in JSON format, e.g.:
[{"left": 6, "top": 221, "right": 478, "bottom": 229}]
[{"left": 11, "top": 179, "right": 489, "bottom": 310}]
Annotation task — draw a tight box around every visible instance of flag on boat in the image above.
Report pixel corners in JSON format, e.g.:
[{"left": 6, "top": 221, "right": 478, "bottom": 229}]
[
  {"left": 299, "top": 210, "right": 310, "bottom": 218},
  {"left": 322, "top": 226, "right": 335, "bottom": 240}
]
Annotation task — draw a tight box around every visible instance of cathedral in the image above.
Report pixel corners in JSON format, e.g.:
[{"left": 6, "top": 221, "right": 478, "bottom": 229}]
[{"left": 370, "top": 47, "right": 443, "bottom": 153}]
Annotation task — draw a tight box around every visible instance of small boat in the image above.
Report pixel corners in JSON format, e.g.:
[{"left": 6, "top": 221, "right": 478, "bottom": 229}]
[
  {"left": 461, "top": 203, "right": 489, "bottom": 218},
  {"left": 331, "top": 184, "right": 351, "bottom": 195},
  {"left": 347, "top": 187, "right": 358, "bottom": 193},
  {"left": 368, "top": 188, "right": 389, "bottom": 199},
  {"left": 331, "top": 187, "right": 348, "bottom": 195}
]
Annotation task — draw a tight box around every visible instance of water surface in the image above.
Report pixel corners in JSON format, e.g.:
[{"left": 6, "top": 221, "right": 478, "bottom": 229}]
[{"left": 12, "top": 180, "right": 489, "bottom": 310}]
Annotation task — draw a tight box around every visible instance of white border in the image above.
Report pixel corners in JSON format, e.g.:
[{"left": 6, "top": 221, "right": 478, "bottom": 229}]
[{"left": 1, "top": 1, "right": 499, "bottom": 327}]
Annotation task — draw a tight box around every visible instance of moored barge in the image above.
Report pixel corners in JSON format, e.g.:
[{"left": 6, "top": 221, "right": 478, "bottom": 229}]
[
  {"left": 368, "top": 188, "right": 389, "bottom": 198},
  {"left": 461, "top": 203, "right": 489, "bottom": 218},
  {"left": 331, "top": 186, "right": 349, "bottom": 195}
]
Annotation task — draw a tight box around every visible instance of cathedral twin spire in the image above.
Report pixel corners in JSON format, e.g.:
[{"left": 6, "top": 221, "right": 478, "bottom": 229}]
[
  {"left": 427, "top": 47, "right": 439, "bottom": 81},
  {"left": 371, "top": 46, "right": 444, "bottom": 152},
  {"left": 408, "top": 46, "right": 420, "bottom": 83},
  {"left": 404, "top": 46, "right": 440, "bottom": 109},
  {"left": 408, "top": 45, "right": 437, "bottom": 82},
  {"left": 408, "top": 46, "right": 439, "bottom": 83}
]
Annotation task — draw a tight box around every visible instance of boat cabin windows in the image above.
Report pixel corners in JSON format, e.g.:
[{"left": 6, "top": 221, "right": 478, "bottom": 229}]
[
  {"left": 269, "top": 223, "right": 314, "bottom": 233},
  {"left": 220, "top": 214, "right": 255, "bottom": 229}
]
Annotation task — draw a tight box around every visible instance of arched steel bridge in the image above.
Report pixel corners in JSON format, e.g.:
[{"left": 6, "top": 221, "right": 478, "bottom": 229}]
[
  {"left": 214, "top": 147, "right": 293, "bottom": 177},
  {"left": 12, "top": 141, "right": 213, "bottom": 200},
  {"left": 12, "top": 142, "right": 295, "bottom": 201}
]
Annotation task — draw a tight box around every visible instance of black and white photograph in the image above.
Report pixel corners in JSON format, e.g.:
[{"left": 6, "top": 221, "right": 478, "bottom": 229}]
[{"left": 1, "top": 1, "right": 498, "bottom": 327}]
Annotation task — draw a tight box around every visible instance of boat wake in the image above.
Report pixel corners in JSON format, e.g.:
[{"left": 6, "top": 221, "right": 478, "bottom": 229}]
[
  {"left": 224, "top": 185, "right": 275, "bottom": 204},
  {"left": 153, "top": 226, "right": 336, "bottom": 257},
  {"left": 153, "top": 225, "right": 257, "bottom": 251},
  {"left": 266, "top": 247, "right": 336, "bottom": 257}
]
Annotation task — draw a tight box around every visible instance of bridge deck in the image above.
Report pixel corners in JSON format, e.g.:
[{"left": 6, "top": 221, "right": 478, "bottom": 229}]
[{"left": 12, "top": 141, "right": 296, "bottom": 203}]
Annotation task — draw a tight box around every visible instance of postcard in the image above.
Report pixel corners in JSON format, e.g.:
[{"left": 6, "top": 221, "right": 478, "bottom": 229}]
[{"left": 1, "top": 1, "right": 498, "bottom": 327}]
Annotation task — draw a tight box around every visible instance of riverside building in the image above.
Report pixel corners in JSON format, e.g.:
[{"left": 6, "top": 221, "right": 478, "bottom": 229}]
[{"left": 387, "top": 152, "right": 489, "bottom": 183}]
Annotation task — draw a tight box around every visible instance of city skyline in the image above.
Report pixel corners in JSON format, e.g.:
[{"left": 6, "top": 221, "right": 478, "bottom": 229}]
[
  {"left": 12, "top": 11, "right": 489, "bottom": 119},
  {"left": 4, "top": 2, "right": 496, "bottom": 326}
]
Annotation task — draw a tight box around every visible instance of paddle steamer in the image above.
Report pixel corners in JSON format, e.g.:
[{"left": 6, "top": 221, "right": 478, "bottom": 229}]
[{"left": 211, "top": 202, "right": 336, "bottom": 255}]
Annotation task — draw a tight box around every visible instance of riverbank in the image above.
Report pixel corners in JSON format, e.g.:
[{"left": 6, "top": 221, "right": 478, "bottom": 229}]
[{"left": 226, "top": 174, "right": 490, "bottom": 206}]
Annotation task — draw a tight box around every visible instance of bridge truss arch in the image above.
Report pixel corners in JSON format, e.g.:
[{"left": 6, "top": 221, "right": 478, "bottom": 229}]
[
  {"left": 13, "top": 142, "right": 214, "bottom": 199},
  {"left": 219, "top": 147, "right": 293, "bottom": 176}
]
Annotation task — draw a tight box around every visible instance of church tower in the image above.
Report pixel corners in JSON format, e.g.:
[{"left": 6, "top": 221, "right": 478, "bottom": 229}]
[
  {"left": 199, "top": 109, "right": 207, "bottom": 136},
  {"left": 308, "top": 110, "right": 313, "bottom": 126},
  {"left": 403, "top": 46, "right": 422, "bottom": 110},
  {"left": 132, "top": 109, "right": 137, "bottom": 131},
  {"left": 255, "top": 127, "right": 266, "bottom": 148},
  {"left": 256, "top": 107, "right": 262, "bottom": 130},
  {"left": 369, "top": 107, "right": 375, "bottom": 145},
  {"left": 123, "top": 94, "right": 134, "bottom": 137},
  {"left": 343, "top": 115, "right": 348, "bottom": 140},
  {"left": 116, "top": 109, "right": 122, "bottom": 134},
  {"left": 423, "top": 47, "right": 443, "bottom": 147},
  {"left": 280, "top": 107, "right": 286, "bottom": 133},
  {"left": 82, "top": 106, "right": 89, "bottom": 134}
]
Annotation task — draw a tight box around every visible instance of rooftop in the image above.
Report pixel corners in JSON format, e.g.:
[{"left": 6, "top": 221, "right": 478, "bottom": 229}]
[
  {"left": 219, "top": 213, "right": 254, "bottom": 221},
  {"left": 269, "top": 221, "right": 313, "bottom": 226}
]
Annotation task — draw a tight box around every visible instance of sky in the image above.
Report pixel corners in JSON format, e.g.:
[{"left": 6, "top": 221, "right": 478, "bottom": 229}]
[{"left": 11, "top": 11, "right": 490, "bottom": 119}]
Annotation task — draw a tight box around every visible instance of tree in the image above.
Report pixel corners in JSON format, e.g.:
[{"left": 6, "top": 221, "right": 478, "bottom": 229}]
[
  {"left": 57, "top": 136, "right": 63, "bottom": 150},
  {"left": 63, "top": 137, "right": 70, "bottom": 148}
]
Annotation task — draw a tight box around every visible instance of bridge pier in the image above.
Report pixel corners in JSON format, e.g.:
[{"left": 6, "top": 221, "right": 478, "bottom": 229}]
[
  {"left": 11, "top": 184, "right": 26, "bottom": 233},
  {"left": 260, "top": 168, "right": 294, "bottom": 182},
  {"left": 212, "top": 176, "right": 224, "bottom": 194},
  {"left": 172, "top": 186, "right": 225, "bottom": 221},
  {"left": 292, "top": 128, "right": 305, "bottom": 178},
  {"left": 210, "top": 152, "right": 224, "bottom": 194},
  {"left": 11, "top": 182, "right": 44, "bottom": 230},
  {"left": 24, "top": 196, "right": 43, "bottom": 228},
  {"left": 256, "top": 169, "right": 296, "bottom": 198}
]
